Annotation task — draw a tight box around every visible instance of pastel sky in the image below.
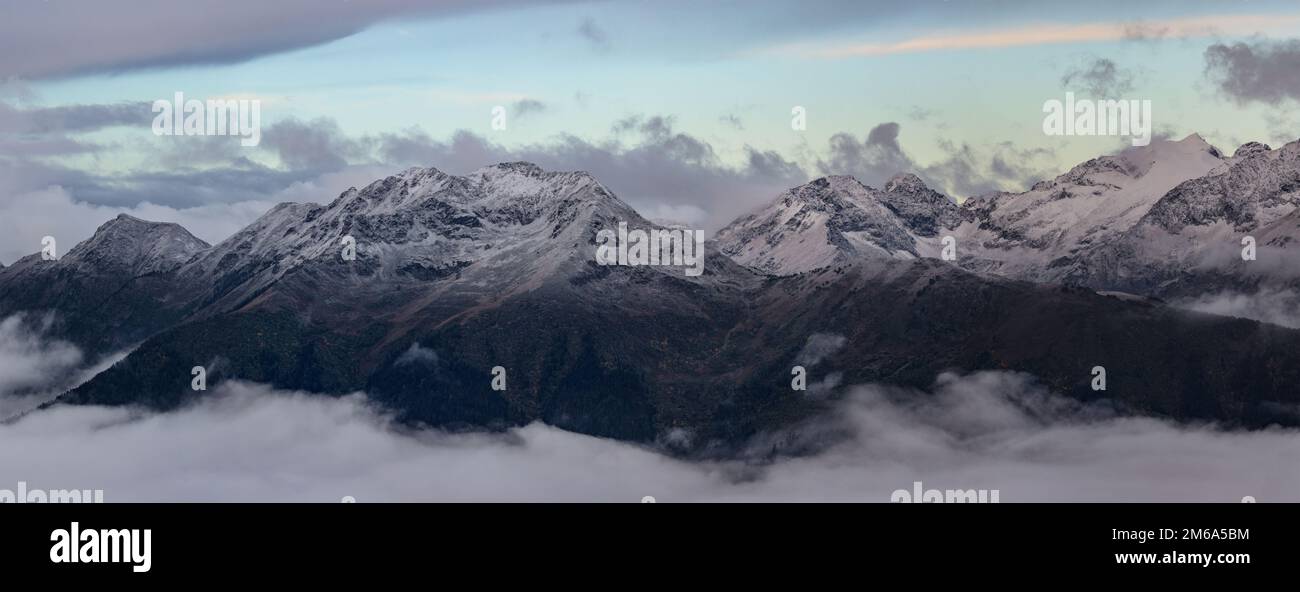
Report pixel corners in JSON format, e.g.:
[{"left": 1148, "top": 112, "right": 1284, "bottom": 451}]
[{"left": 2, "top": 0, "right": 1299, "bottom": 263}]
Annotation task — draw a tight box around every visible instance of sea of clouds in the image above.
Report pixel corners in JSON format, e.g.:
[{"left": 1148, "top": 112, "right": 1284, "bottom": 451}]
[{"left": 0, "top": 315, "right": 1297, "bottom": 502}]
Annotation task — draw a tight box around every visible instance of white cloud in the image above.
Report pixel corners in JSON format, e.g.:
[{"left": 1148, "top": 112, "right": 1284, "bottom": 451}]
[
  {"left": 0, "top": 372, "right": 1295, "bottom": 502},
  {"left": 796, "top": 332, "right": 847, "bottom": 366},
  {"left": 1174, "top": 288, "right": 1300, "bottom": 329},
  {"left": 0, "top": 314, "right": 126, "bottom": 420},
  {"left": 0, "top": 314, "right": 81, "bottom": 398},
  {"left": 394, "top": 343, "right": 439, "bottom": 366}
]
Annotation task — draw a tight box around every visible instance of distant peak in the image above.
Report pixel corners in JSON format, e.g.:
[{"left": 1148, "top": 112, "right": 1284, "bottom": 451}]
[
  {"left": 1174, "top": 133, "right": 1224, "bottom": 156},
  {"left": 469, "top": 162, "right": 608, "bottom": 194},
  {"left": 98, "top": 213, "right": 181, "bottom": 233},
  {"left": 1172, "top": 133, "right": 1225, "bottom": 158},
  {"left": 477, "top": 161, "right": 545, "bottom": 177},
  {"left": 398, "top": 165, "right": 445, "bottom": 178},
  {"left": 91, "top": 214, "right": 200, "bottom": 242},
  {"left": 884, "top": 172, "right": 928, "bottom": 193},
  {"left": 66, "top": 213, "right": 209, "bottom": 272},
  {"left": 377, "top": 166, "right": 447, "bottom": 187},
  {"left": 1234, "top": 141, "right": 1272, "bottom": 157},
  {"left": 807, "top": 175, "right": 864, "bottom": 190},
  {"left": 111, "top": 213, "right": 146, "bottom": 224}
]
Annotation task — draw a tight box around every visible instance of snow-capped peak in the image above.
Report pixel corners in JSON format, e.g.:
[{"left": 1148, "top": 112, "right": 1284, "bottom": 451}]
[
  {"left": 466, "top": 162, "right": 607, "bottom": 211},
  {"left": 62, "top": 214, "right": 209, "bottom": 276},
  {"left": 472, "top": 161, "right": 546, "bottom": 177},
  {"left": 1139, "top": 136, "right": 1300, "bottom": 233},
  {"left": 175, "top": 161, "right": 650, "bottom": 313},
  {"left": 948, "top": 134, "right": 1228, "bottom": 279},
  {"left": 715, "top": 174, "right": 950, "bottom": 275}
]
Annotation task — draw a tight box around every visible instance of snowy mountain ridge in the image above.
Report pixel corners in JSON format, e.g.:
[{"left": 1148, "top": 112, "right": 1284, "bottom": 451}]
[
  {"left": 5, "top": 149, "right": 1300, "bottom": 442},
  {"left": 715, "top": 134, "right": 1300, "bottom": 304}
]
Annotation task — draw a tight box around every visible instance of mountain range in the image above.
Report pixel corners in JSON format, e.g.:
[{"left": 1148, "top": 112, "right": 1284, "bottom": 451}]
[
  {"left": 2, "top": 136, "right": 1298, "bottom": 449},
  {"left": 718, "top": 134, "right": 1300, "bottom": 296}
]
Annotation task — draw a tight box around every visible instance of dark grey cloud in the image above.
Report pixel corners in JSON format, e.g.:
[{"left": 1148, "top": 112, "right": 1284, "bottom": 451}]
[
  {"left": 1204, "top": 39, "right": 1300, "bottom": 105},
  {"left": 1060, "top": 57, "right": 1136, "bottom": 97},
  {"left": 0, "top": 148, "right": 314, "bottom": 210},
  {"left": 0, "top": 0, "right": 556, "bottom": 79},
  {"left": 818, "top": 123, "right": 916, "bottom": 189},
  {"left": 817, "top": 122, "right": 1054, "bottom": 199},
  {"left": 0, "top": 101, "right": 152, "bottom": 134},
  {"left": 0, "top": 137, "right": 98, "bottom": 157},
  {"left": 148, "top": 133, "right": 249, "bottom": 169},
  {"left": 745, "top": 147, "right": 805, "bottom": 181},
  {"left": 82, "top": 165, "right": 316, "bottom": 209},
  {"left": 2, "top": 107, "right": 804, "bottom": 234},
  {"left": 925, "top": 140, "right": 1001, "bottom": 197},
  {"left": 577, "top": 17, "right": 612, "bottom": 52},
  {"left": 636, "top": 115, "right": 683, "bottom": 142},
  {"left": 928, "top": 139, "right": 1055, "bottom": 198},
  {"left": 0, "top": 157, "right": 98, "bottom": 197},
  {"left": 905, "top": 106, "right": 934, "bottom": 121},
  {"left": 0, "top": 141, "right": 364, "bottom": 263},
  {"left": 3, "top": 105, "right": 1060, "bottom": 260},
  {"left": 2, "top": 104, "right": 1062, "bottom": 242},
  {"left": 0, "top": 103, "right": 385, "bottom": 264},
  {"left": 260, "top": 117, "right": 366, "bottom": 172},
  {"left": 0, "top": 100, "right": 153, "bottom": 158},
  {"left": 511, "top": 99, "right": 547, "bottom": 119},
  {"left": 610, "top": 115, "right": 644, "bottom": 135},
  {"left": 0, "top": 129, "right": 320, "bottom": 209},
  {"left": 866, "top": 122, "right": 904, "bottom": 151}
]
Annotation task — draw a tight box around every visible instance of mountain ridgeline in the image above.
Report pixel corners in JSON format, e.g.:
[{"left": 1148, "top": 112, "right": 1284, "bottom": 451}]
[{"left": 3, "top": 139, "right": 1299, "bottom": 447}]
